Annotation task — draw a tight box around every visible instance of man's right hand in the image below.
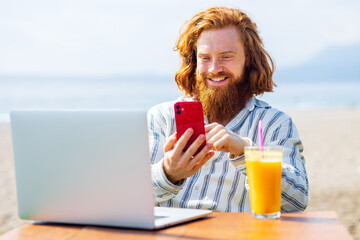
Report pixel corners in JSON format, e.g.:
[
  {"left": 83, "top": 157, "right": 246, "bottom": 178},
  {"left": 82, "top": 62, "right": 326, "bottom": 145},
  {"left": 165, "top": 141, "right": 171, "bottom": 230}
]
[{"left": 162, "top": 128, "right": 214, "bottom": 184}]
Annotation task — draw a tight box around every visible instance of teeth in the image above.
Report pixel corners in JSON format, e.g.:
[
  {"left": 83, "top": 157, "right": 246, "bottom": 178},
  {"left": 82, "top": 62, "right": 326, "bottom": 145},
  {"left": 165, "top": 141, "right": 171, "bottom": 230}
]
[{"left": 210, "top": 77, "right": 226, "bottom": 82}]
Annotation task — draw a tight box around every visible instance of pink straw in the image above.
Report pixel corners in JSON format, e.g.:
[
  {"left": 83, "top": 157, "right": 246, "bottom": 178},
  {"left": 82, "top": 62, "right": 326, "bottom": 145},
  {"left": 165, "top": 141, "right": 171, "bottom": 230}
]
[{"left": 258, "top": 120, "right": 264, "bottom": 148}]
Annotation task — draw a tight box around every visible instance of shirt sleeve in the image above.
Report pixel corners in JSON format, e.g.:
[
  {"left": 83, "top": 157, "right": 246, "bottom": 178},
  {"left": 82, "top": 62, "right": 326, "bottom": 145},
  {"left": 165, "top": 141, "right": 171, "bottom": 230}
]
[
  {"left": 267, "top": 117, "right": 309, "bottom": 212},
  {"left": 228, "top": 137, "right": 252, "bottom": 171},
  {"left": 147, "top": 104, "right": 185, "bottom": 204}
]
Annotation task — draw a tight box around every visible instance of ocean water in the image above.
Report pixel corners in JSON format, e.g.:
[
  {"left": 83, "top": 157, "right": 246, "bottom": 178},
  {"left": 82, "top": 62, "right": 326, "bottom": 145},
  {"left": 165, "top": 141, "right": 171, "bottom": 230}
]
[
  {"left": 260, "top": 79, "right": 360, "bottom": 110},
  {"left": 0, "top": 76, "right": 359, "bottom": 122}
]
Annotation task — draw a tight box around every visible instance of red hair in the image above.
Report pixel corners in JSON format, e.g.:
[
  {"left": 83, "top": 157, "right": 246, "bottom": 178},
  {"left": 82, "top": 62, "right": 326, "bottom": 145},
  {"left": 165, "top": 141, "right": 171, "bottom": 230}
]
[{"left": 174, "top": 7, "right": 275, "bottom": 96}]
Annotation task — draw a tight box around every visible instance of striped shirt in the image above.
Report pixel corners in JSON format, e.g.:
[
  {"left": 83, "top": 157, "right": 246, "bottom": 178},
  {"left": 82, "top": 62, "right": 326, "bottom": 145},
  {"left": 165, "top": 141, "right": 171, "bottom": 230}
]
[{"left": 147, "top": 96, "right": 308, "bottom": 212}]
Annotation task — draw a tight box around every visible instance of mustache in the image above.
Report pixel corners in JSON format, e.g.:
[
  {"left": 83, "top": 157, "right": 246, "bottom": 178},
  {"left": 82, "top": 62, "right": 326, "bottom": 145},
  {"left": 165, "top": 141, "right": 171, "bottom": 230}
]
[{"left": 200, "top": 71, "right": 235, "bottom": 80}]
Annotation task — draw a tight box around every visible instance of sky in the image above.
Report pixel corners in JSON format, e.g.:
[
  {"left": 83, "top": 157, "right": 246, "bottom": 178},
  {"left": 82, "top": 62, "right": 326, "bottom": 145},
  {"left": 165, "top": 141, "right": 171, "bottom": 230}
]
[{"left": 0, "top": 0, "right": 359, "bottom": 76}]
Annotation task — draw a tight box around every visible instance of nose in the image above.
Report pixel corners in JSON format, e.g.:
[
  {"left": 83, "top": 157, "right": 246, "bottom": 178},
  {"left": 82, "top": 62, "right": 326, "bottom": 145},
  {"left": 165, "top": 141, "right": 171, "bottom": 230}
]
[{"left": 208, "top": 59, "right": 223, "bottom": 75}]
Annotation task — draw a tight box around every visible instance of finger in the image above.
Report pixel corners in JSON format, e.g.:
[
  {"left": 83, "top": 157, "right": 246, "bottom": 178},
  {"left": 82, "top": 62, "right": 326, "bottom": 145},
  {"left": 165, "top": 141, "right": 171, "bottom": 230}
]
[
  {"left": 172, "top": 128, "right": 194, "bottom": 157},
  {"left": 204, "top": 122, "right": 219, "bottom": 133},
  {"left": 164, "top": 132, "right": 178, "bottom": 152},
  {"left": 191, "top": 150, "right": 215, "bottom": 172},
  {"left": 181, "top": 134, "right": 206, "bottom": 161},
  {"left": 187, "top": 143, "right": 212, "bottom": 168},
  {"left": 206, "top": 124, "right": 226, "bottom": 142},
  {"left": 207, "top": 127, "right": 227, "bottom": 146},
  {"left": 212, "top": 135, "right": 230, "bottom": 152}
]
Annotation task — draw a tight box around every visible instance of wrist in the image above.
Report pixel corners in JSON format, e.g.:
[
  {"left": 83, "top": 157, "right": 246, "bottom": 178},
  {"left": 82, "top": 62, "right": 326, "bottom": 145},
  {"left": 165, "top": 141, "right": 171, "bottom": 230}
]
[
  {"left": 162, "top": 160, "right": 182, "bottom": 185},
  {"left": 229, "top": 137, "right": 252, "bottom": 158}
]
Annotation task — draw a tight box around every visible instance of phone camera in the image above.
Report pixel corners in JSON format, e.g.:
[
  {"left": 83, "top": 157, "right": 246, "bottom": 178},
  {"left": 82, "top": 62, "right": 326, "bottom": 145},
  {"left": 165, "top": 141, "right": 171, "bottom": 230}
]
[
  {"left": 176, "top": 105, "right": 180, "bottom": 109},
  {"left": 176, "top": 110, "right": 181, "bottom": 114}
]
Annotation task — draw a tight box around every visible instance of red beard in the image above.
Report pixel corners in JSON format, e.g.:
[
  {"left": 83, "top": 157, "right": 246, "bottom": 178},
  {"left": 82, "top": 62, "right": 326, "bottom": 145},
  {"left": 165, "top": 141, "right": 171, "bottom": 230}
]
[{"left": 195, "top": 71, "right": 252, "bottom": 124}]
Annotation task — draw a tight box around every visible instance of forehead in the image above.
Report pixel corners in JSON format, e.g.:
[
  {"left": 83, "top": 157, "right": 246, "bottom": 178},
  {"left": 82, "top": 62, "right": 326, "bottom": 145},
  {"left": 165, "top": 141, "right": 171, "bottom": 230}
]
[{"left": 196, "top": 26, "right": 243, "bottom": 54}]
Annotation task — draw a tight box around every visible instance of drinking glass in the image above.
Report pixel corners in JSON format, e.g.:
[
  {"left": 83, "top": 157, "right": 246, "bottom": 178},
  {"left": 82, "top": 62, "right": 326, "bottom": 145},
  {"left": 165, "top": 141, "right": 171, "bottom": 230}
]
[{"left": 244, "top": 146, "right": 283, "bottom": 219}]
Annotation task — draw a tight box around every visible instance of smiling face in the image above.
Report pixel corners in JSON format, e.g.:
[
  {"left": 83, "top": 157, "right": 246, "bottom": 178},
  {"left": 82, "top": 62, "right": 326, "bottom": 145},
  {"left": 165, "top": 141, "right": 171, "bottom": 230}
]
[
  {"left": 194, "top": 26, "right": 251, "bottom": 125},
  {"left": 175, "top": 7, "right": 275, "bottom": 102},
  {"left": 196, "top": 26, "right": 246, "bottom": 88}
]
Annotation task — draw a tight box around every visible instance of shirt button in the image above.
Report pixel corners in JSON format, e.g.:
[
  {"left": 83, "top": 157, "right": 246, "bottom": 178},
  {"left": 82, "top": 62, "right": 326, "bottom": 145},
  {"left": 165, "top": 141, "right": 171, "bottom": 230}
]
[{"left": 194, "top": 186, "right": 199, "bottom": 190}]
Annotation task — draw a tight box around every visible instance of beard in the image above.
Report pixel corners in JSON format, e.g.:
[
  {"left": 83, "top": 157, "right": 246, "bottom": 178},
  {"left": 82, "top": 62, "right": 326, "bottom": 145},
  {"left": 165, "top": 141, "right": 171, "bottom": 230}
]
[{"left": 195, "top": 71, "right": 252, "bottom": 124}]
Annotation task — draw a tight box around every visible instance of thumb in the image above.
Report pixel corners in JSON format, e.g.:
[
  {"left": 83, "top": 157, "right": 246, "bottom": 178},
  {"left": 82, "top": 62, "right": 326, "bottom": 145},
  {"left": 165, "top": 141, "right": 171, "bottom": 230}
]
[{"left": 164, "top": 132, "right": 177, "bottom": 152}]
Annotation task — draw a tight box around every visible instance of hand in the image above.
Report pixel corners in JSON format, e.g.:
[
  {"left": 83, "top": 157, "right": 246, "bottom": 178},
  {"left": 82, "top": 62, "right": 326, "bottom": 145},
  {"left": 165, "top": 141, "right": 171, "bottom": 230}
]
[
  {"left": 205, "top": 123, "right": 251, "bottom": 156},
  {"left": 162, "top": 129, "right": 214, "bottom": 184}
]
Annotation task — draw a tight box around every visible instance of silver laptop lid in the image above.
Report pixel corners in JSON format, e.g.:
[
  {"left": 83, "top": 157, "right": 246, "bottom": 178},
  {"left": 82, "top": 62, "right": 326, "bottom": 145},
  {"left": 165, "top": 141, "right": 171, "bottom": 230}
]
[{"left": 11, "top": 110, "right": 155, "bottom": 229}]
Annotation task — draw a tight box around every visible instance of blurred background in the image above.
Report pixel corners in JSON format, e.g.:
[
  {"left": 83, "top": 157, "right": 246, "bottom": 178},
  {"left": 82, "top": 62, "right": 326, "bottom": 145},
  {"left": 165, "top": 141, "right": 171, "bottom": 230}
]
[
  {"left": 1, "top": 0, "right": 360, "bottom": 239},
  {"left": 0, "top": 0, "right": 359, "bottom": 120}
]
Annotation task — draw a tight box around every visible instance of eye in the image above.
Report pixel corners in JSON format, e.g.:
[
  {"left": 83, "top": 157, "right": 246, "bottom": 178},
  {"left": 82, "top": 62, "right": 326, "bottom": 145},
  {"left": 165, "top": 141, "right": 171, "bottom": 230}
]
[
  {"left": 198, "top": 55, "right": 210, "bottom": 61},
  {"left": 222, "top": 55, "right": 233, "bottom": 60}
]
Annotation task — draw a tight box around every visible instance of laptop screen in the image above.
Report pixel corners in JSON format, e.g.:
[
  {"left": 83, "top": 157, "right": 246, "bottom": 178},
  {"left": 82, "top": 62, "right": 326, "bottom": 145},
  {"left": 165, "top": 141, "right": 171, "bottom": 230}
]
[{"left": 11, "top": 110, "right": 156, "bottom": 229}]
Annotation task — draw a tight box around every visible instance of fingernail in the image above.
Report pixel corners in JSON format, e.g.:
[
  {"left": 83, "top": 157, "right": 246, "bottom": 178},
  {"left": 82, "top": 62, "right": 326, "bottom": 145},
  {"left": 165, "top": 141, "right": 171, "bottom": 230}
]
[{"left": 187, "top": 128, "right": 193, "bottom": 133}]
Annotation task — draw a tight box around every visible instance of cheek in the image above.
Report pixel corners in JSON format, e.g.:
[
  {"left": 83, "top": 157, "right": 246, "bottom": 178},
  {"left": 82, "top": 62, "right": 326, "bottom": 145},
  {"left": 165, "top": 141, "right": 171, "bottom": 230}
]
[
  {"left": 196, "top": 64, "right": 207, "bottom": 75},
  {"left": 228, "top": 62, "right": 244, "bottom": 78},
  {"left": 233, "top": 66, "right": 243, "bottom": 78}
]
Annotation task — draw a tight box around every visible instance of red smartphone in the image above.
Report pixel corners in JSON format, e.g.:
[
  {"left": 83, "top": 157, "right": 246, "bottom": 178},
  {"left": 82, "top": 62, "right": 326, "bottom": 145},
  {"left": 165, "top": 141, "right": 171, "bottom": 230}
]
[{"left": 174, "top": 101, "right": 206, "bottom": 154}]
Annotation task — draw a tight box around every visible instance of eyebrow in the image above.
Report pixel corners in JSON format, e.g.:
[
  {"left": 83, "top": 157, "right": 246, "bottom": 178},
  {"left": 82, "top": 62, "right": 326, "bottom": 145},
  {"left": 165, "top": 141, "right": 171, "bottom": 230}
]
[
  {"left": 197, "top": 51, "right": 236, "bottom": 55},
  {"left": 220, "top": 51, "right": 236, "bottom": 54}
]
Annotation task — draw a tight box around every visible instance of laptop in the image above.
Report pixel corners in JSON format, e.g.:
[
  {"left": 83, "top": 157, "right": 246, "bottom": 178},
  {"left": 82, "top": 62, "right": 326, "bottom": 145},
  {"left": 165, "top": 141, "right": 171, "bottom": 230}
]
[{"left": 10, "top": 110, "right": 211, "bottom": 229}]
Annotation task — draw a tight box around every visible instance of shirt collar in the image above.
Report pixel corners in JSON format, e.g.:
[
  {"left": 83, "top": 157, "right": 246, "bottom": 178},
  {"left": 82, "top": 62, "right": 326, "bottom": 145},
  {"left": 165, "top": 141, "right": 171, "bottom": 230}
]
[
  {"left": 226, "top": 97, "right": 270, "bottom": 129},
  {"left": 244, "top": 96, "right": 270, "bottom": 112}
]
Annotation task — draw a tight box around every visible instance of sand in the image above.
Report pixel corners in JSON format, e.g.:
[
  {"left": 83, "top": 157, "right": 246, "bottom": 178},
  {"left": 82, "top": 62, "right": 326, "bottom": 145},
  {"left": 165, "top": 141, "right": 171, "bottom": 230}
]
[{"left": 1, "top": 107, "right": 359, "bottom": 239}]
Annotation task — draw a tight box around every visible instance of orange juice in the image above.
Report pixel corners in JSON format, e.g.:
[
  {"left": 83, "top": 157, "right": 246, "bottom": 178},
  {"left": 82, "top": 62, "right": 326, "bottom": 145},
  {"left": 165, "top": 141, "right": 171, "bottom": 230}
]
[{"left": 245, "top": 146, "right": 282, "bottom": 218}]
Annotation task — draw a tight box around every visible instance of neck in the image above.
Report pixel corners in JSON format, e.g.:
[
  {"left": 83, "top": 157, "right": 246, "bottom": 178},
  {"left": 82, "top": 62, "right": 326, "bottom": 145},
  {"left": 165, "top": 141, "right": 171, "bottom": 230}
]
[{"left": 207, "top": 115, "right": 233, "bottom": 127}]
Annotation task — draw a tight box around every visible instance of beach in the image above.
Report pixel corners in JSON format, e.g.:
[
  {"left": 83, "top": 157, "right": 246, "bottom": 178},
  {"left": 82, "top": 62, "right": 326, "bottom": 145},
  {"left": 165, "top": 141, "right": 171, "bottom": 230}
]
[{"left": 1, "top": 107, "right": 359, "bottom": 239}]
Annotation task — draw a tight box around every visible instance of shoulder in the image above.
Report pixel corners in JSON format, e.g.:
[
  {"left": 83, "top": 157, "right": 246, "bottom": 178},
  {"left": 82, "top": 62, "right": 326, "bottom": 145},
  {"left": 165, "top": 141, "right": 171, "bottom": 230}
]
[{"left": 252, "top": 97, "right": 293, "bottom": 126}]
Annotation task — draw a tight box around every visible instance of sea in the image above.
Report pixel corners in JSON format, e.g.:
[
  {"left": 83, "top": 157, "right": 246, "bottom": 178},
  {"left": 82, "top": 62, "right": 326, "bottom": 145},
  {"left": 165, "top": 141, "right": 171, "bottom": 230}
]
[{"left": 0, "top": 75, "right": 360, "bottom": 122}]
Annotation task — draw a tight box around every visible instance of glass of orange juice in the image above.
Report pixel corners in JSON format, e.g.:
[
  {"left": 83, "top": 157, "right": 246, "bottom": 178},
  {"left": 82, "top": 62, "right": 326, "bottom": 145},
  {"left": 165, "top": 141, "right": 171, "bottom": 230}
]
[{"left": 244, "top": 146, "right": 283, "bottom": 219}]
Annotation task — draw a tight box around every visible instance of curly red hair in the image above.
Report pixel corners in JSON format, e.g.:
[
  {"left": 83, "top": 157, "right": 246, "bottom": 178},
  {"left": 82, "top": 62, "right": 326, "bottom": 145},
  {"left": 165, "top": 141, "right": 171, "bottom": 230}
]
[{"left": 174, "top": 7, "right": 275, "bottom": 97}]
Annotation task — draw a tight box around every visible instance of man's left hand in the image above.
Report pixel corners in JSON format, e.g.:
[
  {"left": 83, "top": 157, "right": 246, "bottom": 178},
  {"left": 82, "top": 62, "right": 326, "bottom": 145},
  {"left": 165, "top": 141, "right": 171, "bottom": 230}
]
[{"left": 205, "top": 123, "right": 251, "bottom": 156}]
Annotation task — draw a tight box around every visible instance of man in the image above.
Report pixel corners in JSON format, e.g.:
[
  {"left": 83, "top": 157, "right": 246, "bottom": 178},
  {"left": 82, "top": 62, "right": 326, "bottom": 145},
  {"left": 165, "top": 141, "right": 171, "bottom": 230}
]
[{"left": 148, "top": 6, "right": 308, "bottom": 212}]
